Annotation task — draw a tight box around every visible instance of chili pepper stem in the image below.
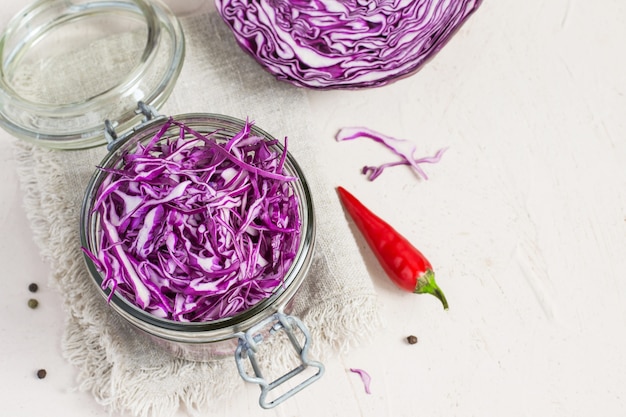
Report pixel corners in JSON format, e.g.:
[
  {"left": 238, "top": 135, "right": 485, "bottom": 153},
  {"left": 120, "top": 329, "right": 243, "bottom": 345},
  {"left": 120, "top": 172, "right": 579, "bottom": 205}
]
[{"left": 415, "top": 270, "right": 449, "bottom": 310}]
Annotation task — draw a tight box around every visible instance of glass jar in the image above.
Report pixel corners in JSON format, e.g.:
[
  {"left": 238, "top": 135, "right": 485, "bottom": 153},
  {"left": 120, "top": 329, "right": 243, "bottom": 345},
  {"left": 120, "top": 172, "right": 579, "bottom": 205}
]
[
  {"left": 0, "top": 0, "right": 324, "bottom": 409},
  {"left": 81, "top": 111, "right": 323, "bottom": 408}
]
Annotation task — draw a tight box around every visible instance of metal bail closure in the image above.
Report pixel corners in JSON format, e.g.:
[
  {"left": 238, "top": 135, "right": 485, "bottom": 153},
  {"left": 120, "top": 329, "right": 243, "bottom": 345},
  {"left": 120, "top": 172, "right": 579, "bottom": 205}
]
[
  {"left": 105, "top": 101, "right": 165, "bottom": 151},
  {"left": 235, "top": 312, "right": 324, "bottom": 409}
]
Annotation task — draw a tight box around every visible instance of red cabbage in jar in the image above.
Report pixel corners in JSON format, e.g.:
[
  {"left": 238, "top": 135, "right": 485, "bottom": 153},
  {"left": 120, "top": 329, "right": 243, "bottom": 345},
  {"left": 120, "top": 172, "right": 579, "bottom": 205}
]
[
  {"left": 83, "top": 118, "right": 301, "bottom": 322},
  {"left": 215, "top": 0, "right": 483, "bottom": 89}
]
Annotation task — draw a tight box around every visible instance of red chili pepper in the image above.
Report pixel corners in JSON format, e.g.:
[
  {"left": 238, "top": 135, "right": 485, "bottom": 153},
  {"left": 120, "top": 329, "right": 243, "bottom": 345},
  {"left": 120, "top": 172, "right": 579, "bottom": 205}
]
[{"left": 337, "top": 186, "right": 448, "bottom": 309}]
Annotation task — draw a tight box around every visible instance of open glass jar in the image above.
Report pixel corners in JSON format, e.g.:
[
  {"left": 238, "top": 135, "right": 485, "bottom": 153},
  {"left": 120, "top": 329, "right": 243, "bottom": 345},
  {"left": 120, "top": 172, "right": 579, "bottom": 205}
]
[
  {"left": 0, "top": 0, "right": 323, "bottom": 409},
  {"left": 82, "top": 110, "right": 323, "bottom": 408}
]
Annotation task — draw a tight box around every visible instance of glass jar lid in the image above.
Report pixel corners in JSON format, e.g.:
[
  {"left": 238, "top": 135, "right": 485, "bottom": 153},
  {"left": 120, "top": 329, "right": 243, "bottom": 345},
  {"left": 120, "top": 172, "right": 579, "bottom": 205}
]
[{"left": 0, "top": 0, "right": 184, "bottom": 149}]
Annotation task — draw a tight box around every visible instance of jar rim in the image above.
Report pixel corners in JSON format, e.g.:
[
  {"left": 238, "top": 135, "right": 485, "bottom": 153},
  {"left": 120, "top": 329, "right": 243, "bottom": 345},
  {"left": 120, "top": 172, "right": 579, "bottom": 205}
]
[
  {"left": 80, "top": 114, "right": 316, "bottom": 343},
  {"left": 0, "top": 0, "right": 185, "bottom": 149}
]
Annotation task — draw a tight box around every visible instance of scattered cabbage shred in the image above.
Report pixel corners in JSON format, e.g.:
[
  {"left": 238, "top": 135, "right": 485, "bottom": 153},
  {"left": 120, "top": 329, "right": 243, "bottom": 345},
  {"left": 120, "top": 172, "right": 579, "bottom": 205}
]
[
  {"left": 84, "top": 119, "right": 301, "bottom": 322},
  {"left": 336, "top": 126, "right": 446, "bottom": 180},
  {"left": 349, "top": 368, "right": 372, "bottom": 394},
  {"left": 215, "top": 0, "right": 482, "bottom": 89}
]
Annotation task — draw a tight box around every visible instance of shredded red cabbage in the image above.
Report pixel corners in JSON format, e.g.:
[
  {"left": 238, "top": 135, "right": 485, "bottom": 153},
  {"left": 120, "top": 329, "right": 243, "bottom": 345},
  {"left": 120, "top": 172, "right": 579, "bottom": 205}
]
[
  {"left": 336, "top": 126, "right": 446, "bottom": 180},
  {"left": 215, "top": 0, "right": 482, "bottom": 89},
  {"left": 84, "top": 119, "right": 301, "bottom": 322},
  {"left": 349, "top": 368, "right": 372, "bottom": 394}
]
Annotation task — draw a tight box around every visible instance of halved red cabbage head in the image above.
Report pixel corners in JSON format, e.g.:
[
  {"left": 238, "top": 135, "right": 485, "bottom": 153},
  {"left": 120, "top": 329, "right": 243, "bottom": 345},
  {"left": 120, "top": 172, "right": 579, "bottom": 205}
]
[
  {"left": 83, "top": 119, "right": 301, "bottom": 322},
  {"left": 214, "top": 0, "right": 482, "bottom": 89}
]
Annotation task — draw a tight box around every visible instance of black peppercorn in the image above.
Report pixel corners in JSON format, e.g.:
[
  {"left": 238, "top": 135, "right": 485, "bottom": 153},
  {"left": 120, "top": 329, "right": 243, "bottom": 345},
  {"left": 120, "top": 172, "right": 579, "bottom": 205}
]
[
  {"left": 406, "top": 335, "right": 418, "bottom": 345},
  {"left": 28, "top": 283, "right": 39, "bottom": 293},
  {"left": 36, "top": 369, "right": 47, "bottom": 379}
]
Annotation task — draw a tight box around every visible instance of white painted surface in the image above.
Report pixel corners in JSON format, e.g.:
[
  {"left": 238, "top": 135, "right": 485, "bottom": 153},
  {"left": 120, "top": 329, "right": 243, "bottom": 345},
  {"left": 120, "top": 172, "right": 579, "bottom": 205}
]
[{"left": 1, "top": 0, "right": 625, "bottom": 416}]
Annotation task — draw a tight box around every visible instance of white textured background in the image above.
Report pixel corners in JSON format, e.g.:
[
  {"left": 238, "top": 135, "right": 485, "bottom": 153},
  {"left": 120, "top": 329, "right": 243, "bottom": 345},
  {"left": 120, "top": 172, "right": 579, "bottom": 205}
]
[{"left": 1, "top": 1, "right": 625, "bottom": 416}]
